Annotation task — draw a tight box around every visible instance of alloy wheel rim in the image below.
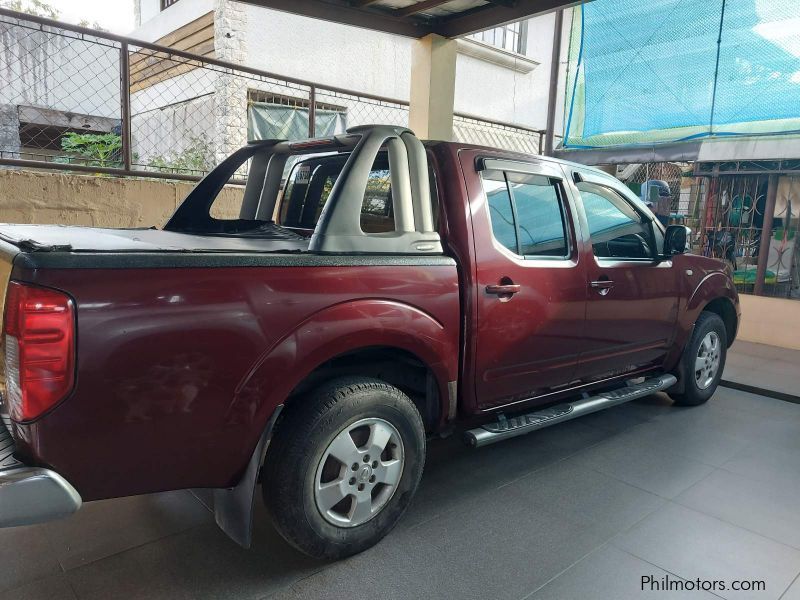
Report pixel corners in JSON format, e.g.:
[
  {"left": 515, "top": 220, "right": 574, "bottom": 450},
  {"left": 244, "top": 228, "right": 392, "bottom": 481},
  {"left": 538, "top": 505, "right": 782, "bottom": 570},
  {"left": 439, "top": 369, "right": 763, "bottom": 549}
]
[
  {"left": 314, "top": 417, "right": 404, "bottom": 528},
  {"left": 695, "top": 331, "right": 721, "bottom": 390}
]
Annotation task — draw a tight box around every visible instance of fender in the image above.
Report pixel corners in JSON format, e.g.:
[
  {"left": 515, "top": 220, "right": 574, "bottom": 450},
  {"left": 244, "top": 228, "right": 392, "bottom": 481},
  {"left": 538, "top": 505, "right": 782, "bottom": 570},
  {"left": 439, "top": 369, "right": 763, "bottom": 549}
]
[
  {"left": 664, "top": 267, "right": 740, "bottom": 381},
  {"left": 214, "top": 298, "right": 459, "bottom": 547}
]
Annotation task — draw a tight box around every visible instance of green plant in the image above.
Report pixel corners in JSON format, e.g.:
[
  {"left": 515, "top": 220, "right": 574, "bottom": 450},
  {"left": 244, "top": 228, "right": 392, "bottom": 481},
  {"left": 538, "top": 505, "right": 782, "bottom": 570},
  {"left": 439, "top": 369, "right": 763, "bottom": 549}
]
[
  {"left": 0, "top": 0, "right": 59, "bottom": 19},
  {"left": 147, "top": 135, "right": 214, "bottom": 175},
  {"left": 59, "top": 132, "right": 122, "bottom": 168}
]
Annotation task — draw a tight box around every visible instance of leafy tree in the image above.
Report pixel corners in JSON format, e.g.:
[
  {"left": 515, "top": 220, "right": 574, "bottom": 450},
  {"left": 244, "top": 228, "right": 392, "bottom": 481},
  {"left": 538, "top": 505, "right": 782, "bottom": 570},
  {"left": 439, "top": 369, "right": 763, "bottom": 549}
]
[
  {"left": 59, "top": 132, "right": 123, "bottom": 168},
  {"left": 0, "top": 0, "right": 59, "bottom": 19},
  {"left": 78, "top": 19, "right": 108, "bottom": 32}
]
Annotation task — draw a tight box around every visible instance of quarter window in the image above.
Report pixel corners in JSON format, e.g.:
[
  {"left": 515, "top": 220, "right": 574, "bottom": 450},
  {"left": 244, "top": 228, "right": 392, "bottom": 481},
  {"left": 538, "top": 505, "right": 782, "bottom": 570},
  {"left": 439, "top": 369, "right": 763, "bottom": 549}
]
[
  {"left": 577, "top": 182, "right": 654, "bottom": 260},
  {"left": 483, "top": 169, "right": 570, "bottom": 259}
]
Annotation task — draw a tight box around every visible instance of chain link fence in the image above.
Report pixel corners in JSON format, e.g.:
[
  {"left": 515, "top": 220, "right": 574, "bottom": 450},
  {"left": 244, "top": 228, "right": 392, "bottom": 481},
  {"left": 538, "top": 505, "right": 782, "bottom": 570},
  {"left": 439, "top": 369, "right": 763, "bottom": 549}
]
[
  {"left": 453, "top": 114, "right": 545, "bottom": 155},
  {"left": 0, "top": 8, "right": 548, "bottom": 182}
]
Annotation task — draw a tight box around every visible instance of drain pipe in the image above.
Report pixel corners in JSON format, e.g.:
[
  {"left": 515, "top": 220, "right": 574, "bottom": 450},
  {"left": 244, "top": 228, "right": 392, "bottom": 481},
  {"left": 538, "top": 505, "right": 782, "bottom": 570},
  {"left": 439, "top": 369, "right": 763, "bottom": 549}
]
[{"left": 544, "top": 9, "right": 564, "bottom": 156}]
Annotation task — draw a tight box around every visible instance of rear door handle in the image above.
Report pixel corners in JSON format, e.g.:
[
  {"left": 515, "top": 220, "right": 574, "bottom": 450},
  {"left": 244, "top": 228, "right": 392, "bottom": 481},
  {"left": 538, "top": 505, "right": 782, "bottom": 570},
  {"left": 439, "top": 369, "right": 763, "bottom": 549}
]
[
  {"left": 485, "top": 284, "right": 521, "bottom": 296},
  {"left": 590, "top": 279, "right": 615, "bottom": 295}
]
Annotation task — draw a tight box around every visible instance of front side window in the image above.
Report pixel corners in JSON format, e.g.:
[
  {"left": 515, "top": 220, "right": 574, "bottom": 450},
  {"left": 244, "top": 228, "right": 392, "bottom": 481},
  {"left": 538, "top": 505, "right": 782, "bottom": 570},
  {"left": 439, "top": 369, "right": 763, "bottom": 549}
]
[
  {"left": 577, "top": 181, "right": 654, "bottom": 260},
  {"left": 482, "top": 169, "right": 569, "bottom": 259}
]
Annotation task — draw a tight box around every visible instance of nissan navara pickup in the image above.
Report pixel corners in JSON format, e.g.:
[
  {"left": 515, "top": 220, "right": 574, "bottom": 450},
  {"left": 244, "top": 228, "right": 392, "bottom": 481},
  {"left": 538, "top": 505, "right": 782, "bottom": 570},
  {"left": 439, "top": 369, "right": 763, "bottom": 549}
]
[{"left": 0, "top": 126, "right": 739, "bottom": 559}]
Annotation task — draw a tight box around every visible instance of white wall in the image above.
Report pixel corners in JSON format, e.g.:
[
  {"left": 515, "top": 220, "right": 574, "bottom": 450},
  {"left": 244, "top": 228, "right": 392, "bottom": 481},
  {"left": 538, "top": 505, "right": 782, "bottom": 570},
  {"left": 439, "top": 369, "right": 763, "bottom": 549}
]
[
  {"left": 242, "top": 5, "right": 564, "bottom": 131},
  {"left": 130, "top": 0, "right": 571, "bottom": 141},
  {"left": 0, "top": 20, "right": 121, "bottom": 119},
  {"left": 243, "top": 6, "right": 413, "bottom": 102}
]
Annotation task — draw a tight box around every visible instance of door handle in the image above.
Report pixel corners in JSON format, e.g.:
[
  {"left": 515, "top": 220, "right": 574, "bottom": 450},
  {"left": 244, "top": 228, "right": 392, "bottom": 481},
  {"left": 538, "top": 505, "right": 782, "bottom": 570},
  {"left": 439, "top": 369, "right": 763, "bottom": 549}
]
[
  {"left": 485, "top": 284, "right": 521, "bottom": 296},
  {"left": 590, "top": 279, "right": 615, "bottom": 296}
]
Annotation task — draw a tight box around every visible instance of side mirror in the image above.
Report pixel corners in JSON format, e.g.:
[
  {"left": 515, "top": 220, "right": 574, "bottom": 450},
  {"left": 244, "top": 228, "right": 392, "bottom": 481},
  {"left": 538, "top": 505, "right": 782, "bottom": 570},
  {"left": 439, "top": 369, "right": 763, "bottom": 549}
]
[{"left": 664, "top": 225, "right": 689, "bottom": 256}]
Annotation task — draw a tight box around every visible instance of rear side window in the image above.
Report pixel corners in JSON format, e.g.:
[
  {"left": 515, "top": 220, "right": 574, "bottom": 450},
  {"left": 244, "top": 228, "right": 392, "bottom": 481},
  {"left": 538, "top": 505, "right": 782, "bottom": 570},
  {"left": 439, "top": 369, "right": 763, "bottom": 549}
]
[
  {"left": 278, "top": 153, "right": 439, "bottom": 233},
  {"left": 482, "top": 169, "right": 570, "bottom": 259},
  {"left": 361, "top": 167, "right": 394, "bottom": 233}
]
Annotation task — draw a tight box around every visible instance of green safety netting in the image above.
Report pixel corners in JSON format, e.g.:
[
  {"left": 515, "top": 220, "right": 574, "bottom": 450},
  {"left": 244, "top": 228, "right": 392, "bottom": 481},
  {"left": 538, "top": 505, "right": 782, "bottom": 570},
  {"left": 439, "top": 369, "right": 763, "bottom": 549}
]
[{"left": 563, "top": 0, "right": 800, "bottom": 148}]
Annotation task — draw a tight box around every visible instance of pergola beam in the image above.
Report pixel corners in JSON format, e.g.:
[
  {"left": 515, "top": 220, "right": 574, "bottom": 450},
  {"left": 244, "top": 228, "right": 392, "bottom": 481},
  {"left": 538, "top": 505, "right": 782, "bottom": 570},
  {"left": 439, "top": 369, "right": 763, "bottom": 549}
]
[
  {"left": 395, "top": 0, "right": 453, "bottom": 18},
  {"left": 237, "top": 0, "right": 432, "bottom": 37},
  {"left": 434, "top": 0, "right": 582, "bottom": 37},
  {"left": 236, "top": 0, "right": 585, "bottom": 38}
]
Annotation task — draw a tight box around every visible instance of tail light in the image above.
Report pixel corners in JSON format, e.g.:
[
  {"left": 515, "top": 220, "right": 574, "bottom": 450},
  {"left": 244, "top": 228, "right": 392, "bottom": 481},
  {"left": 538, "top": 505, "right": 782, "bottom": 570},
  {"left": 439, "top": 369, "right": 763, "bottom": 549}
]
[{"left": 4, "top": 282, "right": 75, "bottom": 422}]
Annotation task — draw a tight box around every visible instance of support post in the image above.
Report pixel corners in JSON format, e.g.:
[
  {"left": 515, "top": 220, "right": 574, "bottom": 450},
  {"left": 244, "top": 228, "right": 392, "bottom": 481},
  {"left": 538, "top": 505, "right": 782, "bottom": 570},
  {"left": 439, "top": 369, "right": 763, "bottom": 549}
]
[
  {"left": 544, "top": 9, "right": 564, "bottom": 156},
  {"left": 119, "top": 42, "right": 133, "bottom": 171},
  {"left": 409, "top": 34, "right": 457, "bottom": 141},
  {"left": 754, "top": 173, "right": 778, "bottom": 296},
  {"left": 308, "top": 86, "right": 317, "bottom": 138}
]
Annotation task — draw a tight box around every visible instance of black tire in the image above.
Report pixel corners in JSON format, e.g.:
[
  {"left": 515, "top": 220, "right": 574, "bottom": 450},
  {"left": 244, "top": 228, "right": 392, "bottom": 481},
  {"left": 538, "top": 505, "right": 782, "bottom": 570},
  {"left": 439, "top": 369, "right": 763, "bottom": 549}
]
[
  {"left": 262, "top": 376, "right": 426, "bottom": 560},
  {"left": 669, "top": 311, "right": 727, "bottom": 406}
]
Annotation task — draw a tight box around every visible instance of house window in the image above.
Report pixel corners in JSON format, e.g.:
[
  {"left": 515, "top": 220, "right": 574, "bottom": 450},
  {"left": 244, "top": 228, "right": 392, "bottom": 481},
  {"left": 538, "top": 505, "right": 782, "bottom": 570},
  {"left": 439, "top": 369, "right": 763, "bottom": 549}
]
[
  {"left": 161, "top": 0, "right": 181, "bottom": 10},
  {"left": 469, "top": 21, "right": 528, "bottom": 55}
]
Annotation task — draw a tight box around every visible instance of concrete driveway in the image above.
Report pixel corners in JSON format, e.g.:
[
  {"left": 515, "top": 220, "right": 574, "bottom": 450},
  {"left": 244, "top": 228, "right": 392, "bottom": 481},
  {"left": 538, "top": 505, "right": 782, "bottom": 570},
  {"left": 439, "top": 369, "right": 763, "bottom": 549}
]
[{"left": 2, "top": 387, "right": 799, "bottom": 600}]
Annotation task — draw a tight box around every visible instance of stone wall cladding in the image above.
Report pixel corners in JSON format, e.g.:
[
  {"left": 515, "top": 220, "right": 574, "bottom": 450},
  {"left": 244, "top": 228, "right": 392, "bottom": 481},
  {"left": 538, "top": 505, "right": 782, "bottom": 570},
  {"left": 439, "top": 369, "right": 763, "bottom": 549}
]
[{"left": 213, "top": 1, "right": 250, "bottom": 163}]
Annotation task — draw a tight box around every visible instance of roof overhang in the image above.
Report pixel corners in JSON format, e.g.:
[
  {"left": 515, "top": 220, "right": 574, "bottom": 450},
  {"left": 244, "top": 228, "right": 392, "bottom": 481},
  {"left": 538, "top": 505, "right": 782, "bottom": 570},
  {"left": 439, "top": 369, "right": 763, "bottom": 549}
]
[{"left": 236, "top": 0, "right": 583, "bottom": 38}]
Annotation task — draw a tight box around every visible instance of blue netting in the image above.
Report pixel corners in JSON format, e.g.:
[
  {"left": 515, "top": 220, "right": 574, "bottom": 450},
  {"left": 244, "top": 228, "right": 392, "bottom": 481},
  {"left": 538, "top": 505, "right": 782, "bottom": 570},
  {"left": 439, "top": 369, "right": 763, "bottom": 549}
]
[{"left": 564, "top": 0, "right": 800, "bottom": 148}]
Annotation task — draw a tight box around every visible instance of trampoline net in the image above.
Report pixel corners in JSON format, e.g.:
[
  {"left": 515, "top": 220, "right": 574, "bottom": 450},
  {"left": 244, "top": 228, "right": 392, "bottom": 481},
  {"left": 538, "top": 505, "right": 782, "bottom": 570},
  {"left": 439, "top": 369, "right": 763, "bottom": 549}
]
[{"left": 563, "top": 0, "right": 800, "bottom": 148}]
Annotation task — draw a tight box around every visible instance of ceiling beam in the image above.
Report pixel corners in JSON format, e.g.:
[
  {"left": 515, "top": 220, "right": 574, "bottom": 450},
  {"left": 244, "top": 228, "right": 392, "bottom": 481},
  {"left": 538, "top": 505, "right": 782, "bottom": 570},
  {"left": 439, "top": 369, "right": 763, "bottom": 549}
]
[
  {"left": 394, "top": 0, "right": 454, "bottom": 18},
  {"left": 433, "top": 0, "right": 582, "bottom": 37},
  {"left": 236, "top": 0, "right": 432, "bottom": 37}
]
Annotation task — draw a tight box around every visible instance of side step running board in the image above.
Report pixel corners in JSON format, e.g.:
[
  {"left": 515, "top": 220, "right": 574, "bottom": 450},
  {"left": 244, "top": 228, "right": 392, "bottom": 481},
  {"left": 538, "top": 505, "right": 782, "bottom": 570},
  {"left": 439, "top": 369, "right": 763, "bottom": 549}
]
[{"left": 464, "top": 374, "right": 677, "bottom": 448}]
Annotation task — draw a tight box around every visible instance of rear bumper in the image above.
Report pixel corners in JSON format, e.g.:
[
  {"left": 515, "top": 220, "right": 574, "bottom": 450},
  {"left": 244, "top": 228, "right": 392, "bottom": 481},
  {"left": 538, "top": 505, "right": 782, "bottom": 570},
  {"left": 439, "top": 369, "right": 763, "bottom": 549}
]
[{"left": 0, "top": 421, "right": 81, "bottom": 527}]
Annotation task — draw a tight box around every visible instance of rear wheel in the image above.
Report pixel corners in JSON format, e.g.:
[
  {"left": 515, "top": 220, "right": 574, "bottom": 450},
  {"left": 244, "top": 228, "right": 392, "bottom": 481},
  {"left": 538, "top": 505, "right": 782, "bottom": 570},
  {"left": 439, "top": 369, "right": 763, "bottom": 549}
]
[
  {"left": 670, "top": 311, "right": 727, "bottom": 406},
  {"left": 262, "top": 377, "right": 425, "bottom": 559}
]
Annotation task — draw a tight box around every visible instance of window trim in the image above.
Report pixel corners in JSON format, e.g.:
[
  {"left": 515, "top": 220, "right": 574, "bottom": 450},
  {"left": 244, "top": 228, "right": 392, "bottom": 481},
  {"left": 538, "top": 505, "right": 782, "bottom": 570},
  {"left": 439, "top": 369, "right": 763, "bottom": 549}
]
[
  {"left": 575, "top": 180, "right": 659, "bottom": 263},
  {"left": 481, "top": 165, "right": 574, "bottom": 263}
]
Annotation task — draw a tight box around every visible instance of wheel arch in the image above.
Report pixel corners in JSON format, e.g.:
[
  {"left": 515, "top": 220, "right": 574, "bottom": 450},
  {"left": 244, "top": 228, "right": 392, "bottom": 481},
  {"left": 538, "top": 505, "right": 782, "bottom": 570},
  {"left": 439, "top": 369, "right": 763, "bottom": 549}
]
[{"left": 700, "top": 296, "right": 738, "bottom": 347}]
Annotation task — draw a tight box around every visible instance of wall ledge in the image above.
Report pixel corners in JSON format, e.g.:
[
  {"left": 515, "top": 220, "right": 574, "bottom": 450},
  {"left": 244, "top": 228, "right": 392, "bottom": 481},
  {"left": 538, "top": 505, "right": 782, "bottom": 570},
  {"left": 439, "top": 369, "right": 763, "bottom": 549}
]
[{"left": 455, "top": 39, "right": 538, "bottom": 74}]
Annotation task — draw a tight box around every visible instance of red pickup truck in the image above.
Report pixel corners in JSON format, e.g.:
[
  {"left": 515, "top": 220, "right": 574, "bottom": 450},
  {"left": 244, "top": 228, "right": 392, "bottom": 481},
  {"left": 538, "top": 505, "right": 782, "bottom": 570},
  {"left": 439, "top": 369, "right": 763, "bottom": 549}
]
[{"left": 0, "top": 126, "right": 738, "bottom": 559}]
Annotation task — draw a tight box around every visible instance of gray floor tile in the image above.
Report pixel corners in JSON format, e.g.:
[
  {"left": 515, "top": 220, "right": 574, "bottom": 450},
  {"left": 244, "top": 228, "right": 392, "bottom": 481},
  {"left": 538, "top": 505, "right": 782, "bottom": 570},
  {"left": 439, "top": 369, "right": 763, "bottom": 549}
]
[
  {"left": 503, "top": 460, "right": 666, "bottom": 538},
  {"left": 0, "top": 577, "right": 76, "bottom": 600},
  {"left": 68, "top": 510, "right": 322, "bottom": 600},
  {"left": 267, "top": 526, "right": 463, "bottom": 600},
  {"left": 0, "top": 525, "right": 63, "bottom": 594},
  {"left": 530, "top": 544, "right": 720, "bottom": 600},
  {"left": 48, "top": 490, "right": 212, "bottom": 571},
  {"left": 401, "top": 425, "right": 600, "bottom": 529},
  {"left": 405, "top": 490, "right": 607, "bottom": 600},
  {"left": 677, "top": 468, "right": 800, "bottom": 550},
  {"left": 712, "top": 389, "right": 800, "bottom": 423},
  {"left": 607, "top": 417, "right": 748, "bottom": 467},
  {"left": 722, "top": 444, "right": 800, "bottom": 488},
  {"left": 568, "top": 432, "right": 715, "bottom": 499},
  {"left": 782, "top": 575, "right": 800, "bottom": 600},
  {"left": 614, "top": 503, "right": 800, "bottom": 600},
  {"left": 751, "top": 418, "right": 800, "bottom": 454}
]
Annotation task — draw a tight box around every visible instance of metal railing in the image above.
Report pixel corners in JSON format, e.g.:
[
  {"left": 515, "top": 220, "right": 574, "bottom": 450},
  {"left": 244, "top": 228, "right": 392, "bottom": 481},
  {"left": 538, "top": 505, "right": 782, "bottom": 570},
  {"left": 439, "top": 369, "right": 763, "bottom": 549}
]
[{"left": 0, "top": 8, "right": 546, "bottom": 182}]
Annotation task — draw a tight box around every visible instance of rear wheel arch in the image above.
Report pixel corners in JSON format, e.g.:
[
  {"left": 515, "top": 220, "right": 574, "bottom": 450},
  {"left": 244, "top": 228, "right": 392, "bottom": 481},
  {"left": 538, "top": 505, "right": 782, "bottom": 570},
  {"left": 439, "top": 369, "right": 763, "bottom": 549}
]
[{"left": 279, "top": 345, "right": 446, "bottom": 433}]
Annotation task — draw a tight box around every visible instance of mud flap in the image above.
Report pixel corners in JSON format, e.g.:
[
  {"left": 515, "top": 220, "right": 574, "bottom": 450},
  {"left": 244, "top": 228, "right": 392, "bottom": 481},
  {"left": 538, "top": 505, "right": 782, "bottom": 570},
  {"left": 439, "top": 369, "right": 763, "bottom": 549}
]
[{"left": 213, "top": 405, "right": 283, "bottom": 548}]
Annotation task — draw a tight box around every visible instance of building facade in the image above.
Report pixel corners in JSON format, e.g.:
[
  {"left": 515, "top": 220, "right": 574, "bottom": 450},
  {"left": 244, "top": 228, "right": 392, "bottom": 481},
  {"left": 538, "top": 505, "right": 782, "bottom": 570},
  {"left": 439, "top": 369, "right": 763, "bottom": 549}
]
[{"left": 129, "top": 0, "right": 569, "bottom": 164}]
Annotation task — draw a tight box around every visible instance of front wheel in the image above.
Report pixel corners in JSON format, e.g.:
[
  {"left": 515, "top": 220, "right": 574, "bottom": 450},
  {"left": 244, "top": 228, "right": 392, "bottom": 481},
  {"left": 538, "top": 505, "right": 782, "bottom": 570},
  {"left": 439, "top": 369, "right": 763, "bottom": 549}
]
[
  {"left": 262, "top": 377, "right": 425, "bottom": 559},
  {"left": 669, "top": 311, "right": 727, "bottom": 406}
]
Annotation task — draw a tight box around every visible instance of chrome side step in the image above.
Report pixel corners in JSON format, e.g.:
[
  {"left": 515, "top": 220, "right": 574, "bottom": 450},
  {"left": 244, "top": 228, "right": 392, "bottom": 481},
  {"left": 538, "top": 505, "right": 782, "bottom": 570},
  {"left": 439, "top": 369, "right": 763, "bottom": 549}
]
[{"left": 464, "top": 374, "right": 677, "bottom": 448}]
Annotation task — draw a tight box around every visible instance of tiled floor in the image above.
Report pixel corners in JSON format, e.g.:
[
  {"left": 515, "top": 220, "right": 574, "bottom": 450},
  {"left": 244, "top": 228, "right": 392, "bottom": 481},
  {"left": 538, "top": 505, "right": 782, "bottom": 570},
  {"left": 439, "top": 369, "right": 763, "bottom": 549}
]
[
  {"left": 724, "top": 341, "right": 800, "bottom": 399},
  {"left": 3, "top": 387, "right": 800, "bottom": 600}
]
